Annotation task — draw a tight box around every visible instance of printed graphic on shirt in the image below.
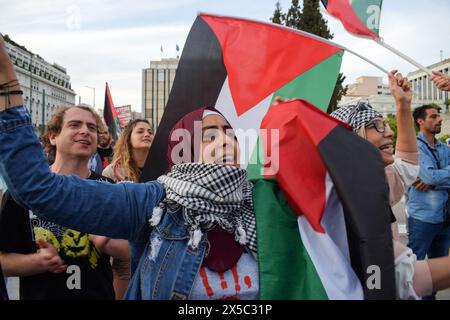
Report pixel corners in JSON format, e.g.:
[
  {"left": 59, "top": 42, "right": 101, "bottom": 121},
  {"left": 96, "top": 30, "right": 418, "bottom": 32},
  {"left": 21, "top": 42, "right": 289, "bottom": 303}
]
[
  {"left": 30, "top": 212, "right": 101, "bottom": 269},
  {"left": 191, "top": 253, "right": 259, "bottom": 300}
]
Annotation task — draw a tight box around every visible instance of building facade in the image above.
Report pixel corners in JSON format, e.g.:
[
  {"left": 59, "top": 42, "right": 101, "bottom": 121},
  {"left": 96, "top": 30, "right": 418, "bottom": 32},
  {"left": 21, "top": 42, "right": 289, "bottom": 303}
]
[
  {"left": 407, "top": 58, "right": 450, "bottom": 111},
  {"left": 4, "top": 36, "right": 76, "bottom": 132},
  {"left": 340, "top": 59, "right": 450, "bottom": 115},
  {"left": 141, "top": 58, "right": 179, "bottom": 131}
]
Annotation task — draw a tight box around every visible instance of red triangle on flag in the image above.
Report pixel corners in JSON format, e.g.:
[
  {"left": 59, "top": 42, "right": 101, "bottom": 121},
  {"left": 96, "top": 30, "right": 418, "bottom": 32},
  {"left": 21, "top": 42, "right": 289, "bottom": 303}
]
[
  {"left": 260, "top": 99, "right": 344, "bottom": 233},
  {"left": 201, "top": 15, "right": 342, "bottom": 116}
]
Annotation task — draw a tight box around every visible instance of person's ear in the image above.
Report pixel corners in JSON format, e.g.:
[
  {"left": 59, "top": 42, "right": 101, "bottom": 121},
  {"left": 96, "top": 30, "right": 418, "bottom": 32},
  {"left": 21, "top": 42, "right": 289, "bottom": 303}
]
[{"left": 49, "top": 133, "right": 58, "bottom": 146}]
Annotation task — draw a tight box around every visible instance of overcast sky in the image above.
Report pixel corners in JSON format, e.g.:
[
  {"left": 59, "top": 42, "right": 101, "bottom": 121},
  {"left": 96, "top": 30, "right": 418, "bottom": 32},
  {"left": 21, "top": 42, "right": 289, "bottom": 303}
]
[{"left": 1, "top": 0, "right": 449, "bottom": 112}]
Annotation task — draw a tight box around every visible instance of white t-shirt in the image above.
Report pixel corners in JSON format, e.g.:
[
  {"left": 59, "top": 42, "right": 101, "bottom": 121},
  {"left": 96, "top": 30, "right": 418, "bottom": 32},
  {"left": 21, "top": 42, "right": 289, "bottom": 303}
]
[{"left": 190, "top": 252, "right": 259, "bottom": 300}]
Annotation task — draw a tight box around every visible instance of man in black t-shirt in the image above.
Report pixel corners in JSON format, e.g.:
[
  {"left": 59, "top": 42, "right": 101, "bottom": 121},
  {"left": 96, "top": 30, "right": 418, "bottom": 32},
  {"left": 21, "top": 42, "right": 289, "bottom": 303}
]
[{"left": 0, "top": 106, "right": 129, "bottom": 300}]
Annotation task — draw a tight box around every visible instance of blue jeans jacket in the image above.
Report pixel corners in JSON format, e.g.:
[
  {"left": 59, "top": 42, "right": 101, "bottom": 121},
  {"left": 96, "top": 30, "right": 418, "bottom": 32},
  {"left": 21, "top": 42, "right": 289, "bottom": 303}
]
[
  {"left": 0, "top": 106, "right": 206, "bottom": 299},
  {"left": 407, "top": 132, "right": 450, "bottom": 224}
]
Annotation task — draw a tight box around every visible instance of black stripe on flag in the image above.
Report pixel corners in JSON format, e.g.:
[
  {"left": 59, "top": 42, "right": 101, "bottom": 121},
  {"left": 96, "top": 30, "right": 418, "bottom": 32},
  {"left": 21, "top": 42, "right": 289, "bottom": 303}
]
[
  {"left": 140, "top": 17, "right": 227, "bottom": 182},
  {"left": 318, "top": 125, "right": 396, "bottom": 300}
]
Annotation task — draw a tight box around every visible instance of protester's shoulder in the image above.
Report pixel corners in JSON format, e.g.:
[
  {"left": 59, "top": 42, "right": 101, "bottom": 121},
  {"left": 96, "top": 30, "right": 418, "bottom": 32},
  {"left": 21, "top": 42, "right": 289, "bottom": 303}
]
[{"left": 88, "top": 171, "right": 115, "bottom": 184}]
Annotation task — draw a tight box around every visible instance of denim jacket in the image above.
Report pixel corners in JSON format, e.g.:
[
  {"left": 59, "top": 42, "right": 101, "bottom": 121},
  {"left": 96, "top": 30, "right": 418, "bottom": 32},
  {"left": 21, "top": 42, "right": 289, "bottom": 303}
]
[
  {"left": 0, "top": 106, "right": 206, "bottom": 299},
  {"left": 407, "top": 132, "right": 450, "bottom": 224}
]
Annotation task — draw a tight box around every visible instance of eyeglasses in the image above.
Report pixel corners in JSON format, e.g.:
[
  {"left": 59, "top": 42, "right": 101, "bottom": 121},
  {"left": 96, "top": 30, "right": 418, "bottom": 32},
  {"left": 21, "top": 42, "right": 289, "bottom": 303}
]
[{"left": 365, "top": 119, "right": 390, "bottom": 134}]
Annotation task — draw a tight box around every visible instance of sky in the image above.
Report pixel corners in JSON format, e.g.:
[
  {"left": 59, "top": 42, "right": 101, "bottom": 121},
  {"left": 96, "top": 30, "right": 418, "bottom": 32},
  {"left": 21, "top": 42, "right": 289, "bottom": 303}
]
[{"left": 1, "top": 0, "right": 449, "bottom": 112}]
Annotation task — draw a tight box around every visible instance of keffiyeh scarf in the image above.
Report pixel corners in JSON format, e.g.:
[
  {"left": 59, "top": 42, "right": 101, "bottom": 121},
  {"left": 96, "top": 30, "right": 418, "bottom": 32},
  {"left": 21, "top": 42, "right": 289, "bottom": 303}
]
[{"left": 150, "top": 163, "right": 257, "bottom": 255}]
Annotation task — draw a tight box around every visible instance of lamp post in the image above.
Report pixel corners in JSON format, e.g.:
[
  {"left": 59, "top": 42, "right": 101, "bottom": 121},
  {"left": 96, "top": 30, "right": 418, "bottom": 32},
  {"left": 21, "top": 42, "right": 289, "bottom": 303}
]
[{"left": 84, "top": 85, "right": 95, "bottom": 108}]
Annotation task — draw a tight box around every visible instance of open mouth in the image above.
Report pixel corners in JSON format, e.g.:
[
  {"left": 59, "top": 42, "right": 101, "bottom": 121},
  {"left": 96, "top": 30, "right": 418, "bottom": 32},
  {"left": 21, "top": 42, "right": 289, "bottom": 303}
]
[
  {"left": 75, "top": 140, "right": 91, "bottom": 146},
  {"left": 379, "top": 143, "right": 393, "bottom": 154}
]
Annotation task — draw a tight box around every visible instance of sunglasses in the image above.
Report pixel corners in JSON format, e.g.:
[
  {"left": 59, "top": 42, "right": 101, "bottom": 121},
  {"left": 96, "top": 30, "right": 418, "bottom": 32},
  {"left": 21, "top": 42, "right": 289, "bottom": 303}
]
[{"left": 365, "top": 119, "right": 390, "bottom": 134}]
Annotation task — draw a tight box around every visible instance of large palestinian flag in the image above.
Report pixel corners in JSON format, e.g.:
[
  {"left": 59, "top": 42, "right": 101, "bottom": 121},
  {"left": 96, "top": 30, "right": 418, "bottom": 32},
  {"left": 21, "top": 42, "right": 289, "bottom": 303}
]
[
  {"left": 321, "top": 0, "right": 383, "bottom": 39},
  {"left": 141, "top": 14, "right": 344, "bottom": 180},
  {"left": 140, "top": 14, "right": 395, "bottom": 299}
]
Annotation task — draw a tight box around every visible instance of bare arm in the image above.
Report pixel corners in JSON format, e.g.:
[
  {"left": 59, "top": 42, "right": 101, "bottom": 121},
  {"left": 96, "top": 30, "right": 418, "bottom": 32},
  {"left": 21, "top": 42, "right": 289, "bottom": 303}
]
[
  {"left": 389, "top": 70, "right": 417, "bottom": 154},
  {"left": 427, "top": 256, "right": 450, "bottom": 292},
  {"left": 89, "top": 235, "right": 130, "bottom": 260},
  {"left": 0, "top": 239, "right": 66, "bottom": 277}
]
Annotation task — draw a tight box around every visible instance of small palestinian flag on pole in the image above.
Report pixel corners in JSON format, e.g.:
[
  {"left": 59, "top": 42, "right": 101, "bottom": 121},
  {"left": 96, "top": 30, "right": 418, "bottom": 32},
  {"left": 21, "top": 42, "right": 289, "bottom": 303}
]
[
  {"left": 320, "top": 0, "right": 432, "bottom": 74},
  {"left": 141, "top": 14, "right": 395, "bottom": 299},
  {"left": 103, "top": 82, "right": 121, "bottom": 141},
  {"left": 321, "top": 0, "right": 383, "bottom": 39}
]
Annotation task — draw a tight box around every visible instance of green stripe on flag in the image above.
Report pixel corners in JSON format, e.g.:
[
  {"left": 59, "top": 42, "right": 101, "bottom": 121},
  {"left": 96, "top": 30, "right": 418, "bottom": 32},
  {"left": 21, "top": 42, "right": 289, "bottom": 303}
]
[
  {"left": 253, "top": 179, "right": 328, "bottom": 300},
  {"left": 246, "top": 52, "right": 343, "bottom": 180},
  {"left": 352, "top": 0, "right": 383, "bottom": 36}
]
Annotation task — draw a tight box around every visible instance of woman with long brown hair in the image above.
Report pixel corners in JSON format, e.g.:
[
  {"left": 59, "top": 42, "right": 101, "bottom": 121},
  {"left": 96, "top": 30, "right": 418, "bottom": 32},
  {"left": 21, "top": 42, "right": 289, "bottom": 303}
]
[{"left": 102, "top": 119, "right": 153, "bottom": 299}]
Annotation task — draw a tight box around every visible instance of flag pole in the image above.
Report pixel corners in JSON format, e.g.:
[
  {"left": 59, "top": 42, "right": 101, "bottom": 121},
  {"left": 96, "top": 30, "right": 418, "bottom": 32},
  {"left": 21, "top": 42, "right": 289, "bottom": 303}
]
[
  {"left": 344, "top": 47, "right": 389, "bottom": 75},
  {"left": 375, "top": 38, "right": 432, "bottom": 75}
]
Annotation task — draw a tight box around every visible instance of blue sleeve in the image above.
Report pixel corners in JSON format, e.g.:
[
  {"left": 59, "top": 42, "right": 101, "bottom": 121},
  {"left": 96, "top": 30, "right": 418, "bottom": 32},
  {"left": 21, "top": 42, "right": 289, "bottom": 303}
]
[
  {"left": 0, "top": 106, "right": 164, "bottom": 240},
  {"left": 418, "top": 145, "right": 450, "bottom": 188}
]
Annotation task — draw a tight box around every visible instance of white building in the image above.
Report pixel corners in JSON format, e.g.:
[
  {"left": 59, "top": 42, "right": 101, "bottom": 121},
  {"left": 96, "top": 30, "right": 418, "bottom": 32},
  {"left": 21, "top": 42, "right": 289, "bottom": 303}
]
[
  {"left": 407, "top": 58, "right": 450, "bottom": 111},
  {"left": 340, "top": 59, "right": 450, "bottom": 115},
  {"left": 4, "top": 36, "right": 76, "bottom": 132},
  {"left": 142, "top": 58, "right": 179, "bottom": 131},
  {"left": 339, "top": 76, "right": 396, "bottom": 115}
]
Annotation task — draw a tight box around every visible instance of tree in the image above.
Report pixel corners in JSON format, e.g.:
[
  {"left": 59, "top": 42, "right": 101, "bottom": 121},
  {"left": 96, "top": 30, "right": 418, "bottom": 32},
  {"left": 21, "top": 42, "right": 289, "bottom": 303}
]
[
  {"left": 285, "top": 0, "right": 302, "bottom": 29},
  {"left": 271, "top": 1, "right": 285, "bottom": 24},
  {"left": 298, "top": 0, "right": 332, "bottom": 39},
  {"left": 270, "top": 0, "right": 347, "bottom": 113}
]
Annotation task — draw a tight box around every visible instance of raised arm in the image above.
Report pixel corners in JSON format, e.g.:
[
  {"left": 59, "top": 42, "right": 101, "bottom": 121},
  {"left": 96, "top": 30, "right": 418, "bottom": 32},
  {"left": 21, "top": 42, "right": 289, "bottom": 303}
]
[
  {"left": 0, "top": 34, "right": 163, "bottom": 240},
  {"left": 388, "top": 70, "right": 417, "bottom": 154}
]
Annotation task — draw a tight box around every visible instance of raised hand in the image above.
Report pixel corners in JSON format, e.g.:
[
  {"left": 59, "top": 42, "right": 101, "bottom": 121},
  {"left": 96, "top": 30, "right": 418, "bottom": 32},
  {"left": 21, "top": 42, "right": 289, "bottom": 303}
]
[
  {"left": 431, "top": 71, "right": 450, "bottom": 92},
  {"left": 388, "top": 69, "right": 412, "bottom": 107}
]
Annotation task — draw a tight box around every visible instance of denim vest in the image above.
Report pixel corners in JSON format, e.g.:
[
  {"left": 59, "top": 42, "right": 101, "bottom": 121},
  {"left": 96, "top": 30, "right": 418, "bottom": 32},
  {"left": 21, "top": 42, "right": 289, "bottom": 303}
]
[
  {"left": 125, "top": 207, "right": 207, "bottom": 300},
  {"left": 0, "top": 106, "right": 206, "bottom": 299}
]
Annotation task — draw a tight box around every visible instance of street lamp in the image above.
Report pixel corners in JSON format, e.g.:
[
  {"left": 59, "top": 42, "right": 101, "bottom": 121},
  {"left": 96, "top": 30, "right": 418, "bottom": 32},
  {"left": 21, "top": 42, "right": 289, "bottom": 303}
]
[{"left": 84, "top": 85, "right": 95, "bottom": 108}]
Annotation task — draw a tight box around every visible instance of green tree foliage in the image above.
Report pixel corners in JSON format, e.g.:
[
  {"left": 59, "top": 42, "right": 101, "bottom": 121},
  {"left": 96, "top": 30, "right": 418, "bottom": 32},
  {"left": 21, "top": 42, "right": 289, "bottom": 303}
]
[
  {"left": 271, "top": 0, "right": 347, "bottom": 113},
  {"left": 271, "top": 1, "right": 285, "bottom": 24},
  {"left": 385, "top": 114, "right": 398, "bottom": 148}
]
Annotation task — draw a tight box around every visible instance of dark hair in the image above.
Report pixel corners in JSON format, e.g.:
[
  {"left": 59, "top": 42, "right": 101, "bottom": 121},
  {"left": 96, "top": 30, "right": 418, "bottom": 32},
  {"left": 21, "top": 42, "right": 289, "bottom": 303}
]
[{"left": 412, "top": 104, "right": 441, "bottom": 130}]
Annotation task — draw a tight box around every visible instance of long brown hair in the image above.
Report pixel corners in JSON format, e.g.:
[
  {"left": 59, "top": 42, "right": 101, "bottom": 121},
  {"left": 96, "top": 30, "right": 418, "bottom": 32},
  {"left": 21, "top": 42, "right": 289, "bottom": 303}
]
[
  {"left": 41, "top": 105, "right": 102, "bottom": 161},
  {"left": 112, "top": 119, "right": 152, "bottom": 182}
]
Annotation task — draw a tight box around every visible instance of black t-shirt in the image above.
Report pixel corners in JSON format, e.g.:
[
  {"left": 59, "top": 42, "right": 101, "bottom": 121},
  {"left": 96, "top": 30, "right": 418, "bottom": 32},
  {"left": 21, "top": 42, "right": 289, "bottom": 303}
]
[
  {"left": 0, "top": 262, "right": 8, "bottom": 300},
  {"left": 0, "top": 172, "right": 116, "bottom": 300}
]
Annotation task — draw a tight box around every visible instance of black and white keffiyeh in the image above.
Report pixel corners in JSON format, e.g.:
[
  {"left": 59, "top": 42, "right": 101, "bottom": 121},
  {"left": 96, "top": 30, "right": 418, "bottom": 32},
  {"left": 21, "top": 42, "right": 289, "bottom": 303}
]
[
  {"left": 330, "top": 101, "right": 383, "bottom": 132},
  {"left": 150, "top": 163, "right": 257, "bottom": 254}
]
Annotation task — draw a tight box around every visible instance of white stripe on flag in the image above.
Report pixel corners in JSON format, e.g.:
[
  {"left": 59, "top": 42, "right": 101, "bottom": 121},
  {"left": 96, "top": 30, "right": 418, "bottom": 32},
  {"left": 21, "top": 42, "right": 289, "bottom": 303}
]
[
  {"left": 214, "top": 77, "right": 273, "bottom": 169},
  {"left": 297, "top": 173, "right": 364, "bottom": 300}
]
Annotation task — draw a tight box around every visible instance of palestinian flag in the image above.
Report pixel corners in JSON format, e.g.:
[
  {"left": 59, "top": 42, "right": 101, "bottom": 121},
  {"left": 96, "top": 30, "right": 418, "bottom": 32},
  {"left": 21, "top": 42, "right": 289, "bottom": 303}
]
[
  {"left": 256, "top": 99, "right": 395, "bottom": 299},
  {"left": 140, "top": 14, "right": 395, "bottom": 299},
  {"left": 103, "top": 82, "right": 121, "bottom": 141},
  {"left": 141, "top": 13, "right": 344, "bottom": 181},
  {"left": 321, "top": 0, "right": 383, "bottom": 39}
]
